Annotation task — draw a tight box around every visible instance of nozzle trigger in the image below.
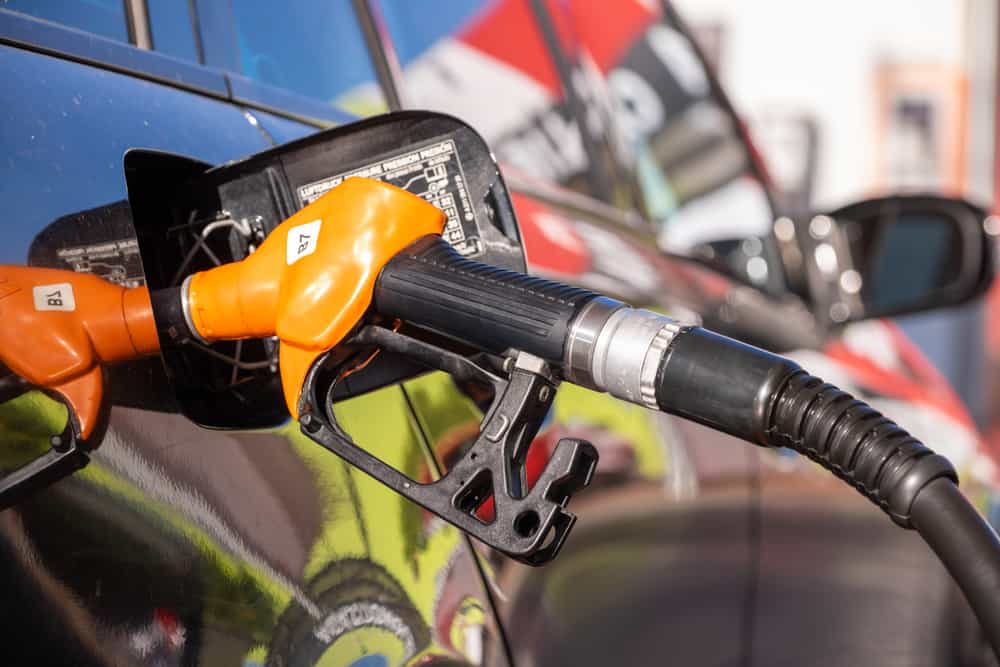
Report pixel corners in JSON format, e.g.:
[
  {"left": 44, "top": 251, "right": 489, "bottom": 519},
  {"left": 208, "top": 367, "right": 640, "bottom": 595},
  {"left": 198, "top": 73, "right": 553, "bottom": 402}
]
[
  {"left": 0, "top": 367, "right": 95, "bottom": 509},
  {"left": 296, "top": 326, "right": 598, "bottom": 566}
]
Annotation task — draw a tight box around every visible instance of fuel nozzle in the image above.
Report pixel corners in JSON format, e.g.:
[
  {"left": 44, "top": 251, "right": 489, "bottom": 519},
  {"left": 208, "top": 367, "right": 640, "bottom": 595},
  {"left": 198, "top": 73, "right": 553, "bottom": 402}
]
[
  {"left": 0, "top": 267, "right": 160, "bottom": 506},
  {"left": 172, "top": 177, "right": 446, "bottom": 417},
  {"left": 0, "top": 267, "right": 160, "bottom": 441},
  {"left": 164, "top": 180, "right": 599, "bottom": 564}
]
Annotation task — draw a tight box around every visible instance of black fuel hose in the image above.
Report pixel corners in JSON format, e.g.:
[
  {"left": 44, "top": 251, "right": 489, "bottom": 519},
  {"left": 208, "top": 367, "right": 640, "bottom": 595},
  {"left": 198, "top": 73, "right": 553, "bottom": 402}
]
[
  {"left": 911, "top": 478, "right": 1000, "bottom": 649},
  {"left": 655, "top": 328, "right": 1000, "bottom": 656},
  {"left": 374, "top": 235, "right": 1000, "bottom": 658}
]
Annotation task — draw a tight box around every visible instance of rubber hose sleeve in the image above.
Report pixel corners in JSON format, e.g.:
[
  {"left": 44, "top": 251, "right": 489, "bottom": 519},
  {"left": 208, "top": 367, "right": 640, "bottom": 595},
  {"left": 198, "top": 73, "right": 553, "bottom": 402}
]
[
  {"left": 764, "top": 369, "right": 957, "bottom": 527},
  {"left": 149, "top": 286, "right": 194, "bottom": 345},
  {"left": 910, "top": 478, "right": 1000, "bottom": 660},
  {"left": 654, "top": 327, "right": 801, "bottom": 442},
  {"left": 654, "top": 327, "right": 957, "bottom": 527}
]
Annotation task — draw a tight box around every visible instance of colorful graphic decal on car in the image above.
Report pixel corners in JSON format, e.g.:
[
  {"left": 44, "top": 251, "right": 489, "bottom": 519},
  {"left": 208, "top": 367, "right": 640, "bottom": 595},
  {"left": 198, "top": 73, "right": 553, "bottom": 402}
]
[
  {"left": 354, "top": 0, "right": 777, "bottom": 289},
  {"left": 0, "top": 382, "right": 493, "bottom": 666}
]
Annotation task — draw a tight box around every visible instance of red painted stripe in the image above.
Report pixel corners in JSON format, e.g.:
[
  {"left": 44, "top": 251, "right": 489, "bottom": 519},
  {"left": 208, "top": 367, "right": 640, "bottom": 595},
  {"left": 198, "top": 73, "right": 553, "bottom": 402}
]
[
  {"left": 459, "top": 0, "right": 660, "bottom": 94},
  {"left": 823, "top": 336, "right": 974, "bottom": 430},
  {"left": 512, "top": 191, "right": 592, "bottom": 276},
  {"left": 565, "top": 0, "right": 660, "bottom": 72},
  {"left": 460, "top": 0, "right": 564, "bottom": 96}
]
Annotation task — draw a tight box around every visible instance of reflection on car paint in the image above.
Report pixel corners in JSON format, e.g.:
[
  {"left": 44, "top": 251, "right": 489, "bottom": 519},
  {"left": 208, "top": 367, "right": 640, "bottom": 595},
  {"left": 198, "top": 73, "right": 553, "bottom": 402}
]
[
  {"left": 0, "top": 40, "right": 512, "bottom": 665},
  {"left": 0, "top": 384, "right": 493, "bottom": 665}
]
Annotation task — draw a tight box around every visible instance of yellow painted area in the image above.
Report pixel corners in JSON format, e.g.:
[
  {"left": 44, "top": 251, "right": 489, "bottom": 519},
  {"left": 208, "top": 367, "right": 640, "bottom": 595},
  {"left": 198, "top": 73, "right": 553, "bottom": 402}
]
[
  {"left": 449, "top": 597, "right": 486, "bottom": 662},
  {"left": 294, "top": 383, "right": 429, "bottom": 575},
  {"left": 552, "top": 383, "right": 669, "bottom": 479},
  {"left": 401, "top": 371, "right": 483, "bottom": 453},
  {"left": 319, "top": 626, "right": 407, "bottom": 667},
  {"left": 0, "top": 392, "right": 290, "bottom": 638},
  {"left": 0, "top": 392, "right": 68, "bottom": 466},
  {"left": 2, "top": 380, "right": 488, "bottom": 662},
  {"left": 85, "top": 464, "right": 291, "bottom": 628},
  {"left": 291, "top": 380, "right": 465, "bottom": 636},
  {"left": 244, "top": 644, "right": 268, "bottom": 666},
  {"left": 333, "top": 93, "right": 390, "bottom": 119}
]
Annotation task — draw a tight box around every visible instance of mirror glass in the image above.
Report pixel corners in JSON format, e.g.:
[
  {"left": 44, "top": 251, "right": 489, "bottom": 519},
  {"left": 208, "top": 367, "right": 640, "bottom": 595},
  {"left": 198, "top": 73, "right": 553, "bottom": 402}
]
[
  {"left": 815, "top": 196, "right": 989, "bottom": 323},
  {"left": 865, "top": 212, "right": 963, "bottom": 311}
]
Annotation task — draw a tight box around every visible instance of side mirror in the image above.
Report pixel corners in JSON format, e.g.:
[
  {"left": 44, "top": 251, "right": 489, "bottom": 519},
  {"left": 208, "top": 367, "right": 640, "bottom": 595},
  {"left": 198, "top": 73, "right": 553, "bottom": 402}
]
[{"left": 799, "top": 194, "right": 996, "bottom": 325}]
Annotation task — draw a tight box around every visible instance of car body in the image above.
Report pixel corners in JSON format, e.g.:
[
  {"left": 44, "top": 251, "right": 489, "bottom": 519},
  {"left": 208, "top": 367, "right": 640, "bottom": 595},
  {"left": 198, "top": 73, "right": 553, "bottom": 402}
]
[{"left": 0, "top": 1, "right": 995, "bottom": 665}]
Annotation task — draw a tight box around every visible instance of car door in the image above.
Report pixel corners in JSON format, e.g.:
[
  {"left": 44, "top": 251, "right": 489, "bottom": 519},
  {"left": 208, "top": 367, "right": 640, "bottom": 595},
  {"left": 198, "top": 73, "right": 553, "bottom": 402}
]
[{"left": 0, "top": 4, "right": 508, "bottom": 665}]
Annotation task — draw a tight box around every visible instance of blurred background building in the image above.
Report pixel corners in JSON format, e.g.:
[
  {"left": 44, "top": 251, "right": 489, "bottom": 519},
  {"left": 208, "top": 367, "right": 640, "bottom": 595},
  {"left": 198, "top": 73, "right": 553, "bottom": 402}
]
[{"left": 674, "top": 0, "right": 999, "bottom": 434}]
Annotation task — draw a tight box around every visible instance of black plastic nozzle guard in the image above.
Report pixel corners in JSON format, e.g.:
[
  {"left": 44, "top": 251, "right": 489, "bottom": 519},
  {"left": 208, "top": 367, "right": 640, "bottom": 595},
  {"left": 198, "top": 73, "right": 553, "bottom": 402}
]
[
  {"left": 297, "top": 326, "right": 598, "bottom": 566},
  {"left": 0, "top": 369, "right": 91, "bottom": 509}
]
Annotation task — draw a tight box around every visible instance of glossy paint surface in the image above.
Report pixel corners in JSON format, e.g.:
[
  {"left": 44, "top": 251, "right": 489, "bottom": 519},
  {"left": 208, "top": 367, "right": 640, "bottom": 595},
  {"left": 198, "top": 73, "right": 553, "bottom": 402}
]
[
  {"left": 2, "top": 3, "right": 996, "bottom": 665},
  {"left": 0, "top": 43, "right": 505, "bottom": 666}
]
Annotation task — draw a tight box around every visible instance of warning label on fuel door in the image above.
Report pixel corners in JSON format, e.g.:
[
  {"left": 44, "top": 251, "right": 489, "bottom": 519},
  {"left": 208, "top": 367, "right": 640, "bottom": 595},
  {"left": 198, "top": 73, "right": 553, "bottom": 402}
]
[
  {"left": 56, "top": 238, "right": 144, "bottom": 288},
  {"left": 297, "top": 139, "right": 481, "bottom": 256}
]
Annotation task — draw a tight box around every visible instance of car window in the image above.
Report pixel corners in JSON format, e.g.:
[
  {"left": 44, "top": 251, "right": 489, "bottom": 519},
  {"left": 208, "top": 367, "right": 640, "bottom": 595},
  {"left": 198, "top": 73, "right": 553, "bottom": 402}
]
[
  {"left": 377, "top": 0, "right": 622, "bottom": 201},
  {"left": 377, "top": 0, "right": 783, "bottom": 291},
  {"left": 227, "top": 0, "right": 386, "bottom": 116},
  {"left": 147, "top": 0, "right": 200, "bottom": 62},
  {"left": 559, "top": 1, "right": 785, "bottom": 292},
  {"left": 1, "top": 0, "right": 129, "bottom": 42}
]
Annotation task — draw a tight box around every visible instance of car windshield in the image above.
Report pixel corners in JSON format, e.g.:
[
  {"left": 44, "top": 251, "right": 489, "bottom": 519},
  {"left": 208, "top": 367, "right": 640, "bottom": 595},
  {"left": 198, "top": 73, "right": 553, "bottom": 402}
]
[
  {"left": 375, "top": 0, "right": 784, "bottom": 292},
  {"left": 555, "top": 1, "right": 784, "bottom": 292}
]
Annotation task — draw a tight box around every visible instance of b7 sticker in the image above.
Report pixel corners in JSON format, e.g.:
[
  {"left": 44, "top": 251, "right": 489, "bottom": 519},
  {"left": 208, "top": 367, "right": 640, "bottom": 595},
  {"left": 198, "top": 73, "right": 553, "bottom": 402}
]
[
  {"left": 33, "top": 283, "right": 76, "bottom": 311},
  {"left": 287, "top": 220, "right": 322, "bottom": 265}
]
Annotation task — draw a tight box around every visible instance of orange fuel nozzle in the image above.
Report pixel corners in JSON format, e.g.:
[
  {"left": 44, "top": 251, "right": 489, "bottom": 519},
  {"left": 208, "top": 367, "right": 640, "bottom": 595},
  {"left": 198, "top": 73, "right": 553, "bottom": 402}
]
[
  {"left": 185, "top": 177, "right": 446, "bottom": 417},
  {"left": 0, "top": 268, "right": 160, "bottom": 440}
]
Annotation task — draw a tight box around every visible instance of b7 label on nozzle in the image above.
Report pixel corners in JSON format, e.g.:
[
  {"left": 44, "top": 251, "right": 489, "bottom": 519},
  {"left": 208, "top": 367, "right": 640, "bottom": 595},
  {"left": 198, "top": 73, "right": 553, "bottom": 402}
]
[
  {"left": 286, "top": 220, "right": 322, "bottom": 265},
  {"left": 32, "top": 283, "right": 76, "bottom": 311}
]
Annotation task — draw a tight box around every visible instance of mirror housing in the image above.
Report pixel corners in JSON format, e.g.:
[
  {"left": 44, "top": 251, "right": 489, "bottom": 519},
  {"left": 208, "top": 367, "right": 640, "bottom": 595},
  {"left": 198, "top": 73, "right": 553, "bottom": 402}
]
[{"left": 799, "top": 194, "right": 996, "bottom": 326}]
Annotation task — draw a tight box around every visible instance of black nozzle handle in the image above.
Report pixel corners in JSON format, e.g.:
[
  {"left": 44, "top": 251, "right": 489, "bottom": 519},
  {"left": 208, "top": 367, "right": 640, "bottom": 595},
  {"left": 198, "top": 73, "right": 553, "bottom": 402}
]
[{"left": 374, "top": 235, "right": 601, "bottom": 363}]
